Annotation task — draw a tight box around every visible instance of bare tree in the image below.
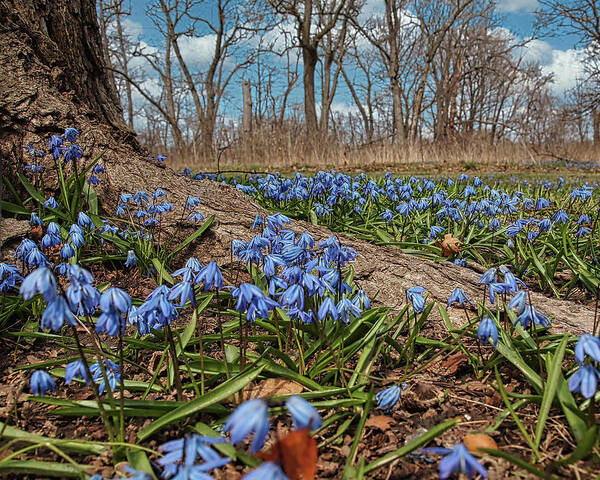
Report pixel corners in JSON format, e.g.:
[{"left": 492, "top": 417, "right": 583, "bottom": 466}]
[
  {"left": 539, "top": 0, "right": 600, "bottom": 142},
  {"left": 269, "top": 0, "right": 356, "bottom": 133}
]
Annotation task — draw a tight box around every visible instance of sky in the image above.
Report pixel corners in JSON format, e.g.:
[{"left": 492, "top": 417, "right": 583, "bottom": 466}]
[{"left": 121, "top": 0, "right": 587, "bottom": 122}]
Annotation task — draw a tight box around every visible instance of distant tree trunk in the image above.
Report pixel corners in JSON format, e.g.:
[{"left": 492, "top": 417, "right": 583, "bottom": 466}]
[
  {"left": 594, "top": 108, "right": 600, "bottom": 145},
  {"left": 242, "top": 80, "right": 253, "bottom": 140},
  {"left": 302, "top": 46, "right": 319, "bottom": 134}
]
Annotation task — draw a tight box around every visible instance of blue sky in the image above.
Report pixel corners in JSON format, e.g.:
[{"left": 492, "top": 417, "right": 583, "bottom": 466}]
[{"left": 121, "top": 0, "right": 586, "bottom": 122}]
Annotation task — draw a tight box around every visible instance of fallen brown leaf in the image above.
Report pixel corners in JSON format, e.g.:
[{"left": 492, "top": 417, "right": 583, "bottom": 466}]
[
  {"left": 365, "top": 415, "right": 395, "bottom": 431},
  {"left": 243, "top": 378, "right": 304, "bottom": 400},
  {"left": 464, "top": 433, "right": 498, "bottom": 453},
  {"left": 439, "top": 352, "right": 468, "bottom": 375},
  {"left": 438, "top": 233, "right": 463, "bottom": 257}
]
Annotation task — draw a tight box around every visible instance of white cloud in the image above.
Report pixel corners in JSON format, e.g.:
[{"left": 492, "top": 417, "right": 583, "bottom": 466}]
[
  {"left": 520, "top": 39, "right": 554, "bottom": 65},
  {"left": 496, "top": 0, "right": 538, "bottom": 13},
  {"left": 121, "top": 18, "right": 143, "bottom": 40},
  {"left": 543, "top": 48, "right": 585, "bottom": 93},
  {"left": 177, "top": 34, "right": 217, "bottom": 67}
]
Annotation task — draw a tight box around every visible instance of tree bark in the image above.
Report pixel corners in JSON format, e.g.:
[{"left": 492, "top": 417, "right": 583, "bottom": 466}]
[
  {"left": 593, "top": 108, "right": 600, "bottom": 145},
  {"left": 242, "top": 80, "right": 253, "bottom": 139},
  {"left": 0, "top": 0, "right": 595, "bottom": 338}
]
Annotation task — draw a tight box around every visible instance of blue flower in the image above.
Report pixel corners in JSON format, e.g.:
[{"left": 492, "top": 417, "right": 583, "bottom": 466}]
[
  {"left": 488, "top": 282, "right": 509, "bottom": 304},
  {"left": 41, "top": 296, "right": 77, "bottom": 331},
  {"left": 317, "top": 296, "right": 339, "bottom": 321},
  {"left": 92, "top": 164, "right": 105, "bottom": 174},
  {"left": 90, "top": 359, "right": 121, "bottom": 395},
  {"left": 280, "top": 284, "right": 305, "bottom": 312},
  {"left": 26, "top": 247, "right": 50, "bottom": 267},
  {"left": 285, "top": 396, "right": 323, "bottom": 430},
  {"left": 29, "top": 212, "right": 43, "bottom": 227},
  {"left": 157, "top": 154, "right": 167, "bottom": 163},
  {"left": 133, "top": 190, "right": 150, "bottom": 205},
  {"left": 252, "top": 215, "right": 263, "bottom": 230},
  {"left": 406, "top": 286, "right": 426, "bottom": 314},
  {"left": 77, "top": 212, "right": 93, "bottom": 229},
  {"left": 65, "top": 360, "right": 90, "bottom": 384},
  {"left": 64, "top": 127, "right": 80, "bottom": 142},
  {"left": 168, "top": 281, "right": 195, "bottom": 308},
  {"left": 44, "top": 196, "right": 59, "bottom": 209},
  {"left": 97, "top": 287, "right": 132, "bottom": 336},
  {"left": 20, "top": 267, "right": 57, "bottom": 302},
  {"left": 375, "top": 384, "right": 406, "bottom": 411},
  {"left": 125, "top": 250, "right": 137, "bottom": 268},
  {"left": 66, "top": 276, "right": 99, "bottom": 315},
  {"left": 478, "top": 267, "right": 497, "bottom": 285},
  {"left": 195, "top": 261, "right": 224, "bottom": 291},
  {"left": 223, "top": 398, "right": 270, "bottom": 454},
  {"left": 514, "top": 305, "right": 551, "bottom": 329},
  {"left": 63, "top": 144, "right": 83, "bottom": 163},
  {"left": 30, "top": 370, "right": 56, "bottom": 396},
  {"left": 447, "top": 288, "right": 472, "bottom": 308},
  {"left": 60, "top": 243, "right": 76, "bottom": 260},
  {"left": 186, "top": 196, "right": 200, "bottom": 209},
  {"left": 552, "top": 210, "right": 569, "bottom": 225},
  {"left": 422, "top": 443, "right": 488, "bottom": 479},
  {"left": 69, "top": 226, "right": 85, "bottom": 248},
  {"left": 336, "top": 297, "right": 362, "bottom": 323},
  {"left": 352, "top": 289, "right": 370, "bottom": 310},
  {"left": 15, "top": 238, "right": 37, "bottom": 261},
  {"left": 188, "top": 211, "right": 205, "bottom": 223},
  {"left": 507, "top": 290, "right": 527, "bottom": 314},
  {"left": 381, "top": 209, "right": 394, "bottom": 223},
  {"left": 478, "top": 317, "right": 498, "bottom": 347},
  {"left": 574, "top": 334, "right": 600, "bottom": 365},
  {"left": 158, "top": 434, "right": 229, "bottom": 478},
  {"left": 244, "top": 462, "right": 289, "bottom": 480},
  {"left": 100, "top": 287, "right": 132, "bottom": 314},
  {"left": 568, "top": 364, "right": 600, "bottom": 399}
]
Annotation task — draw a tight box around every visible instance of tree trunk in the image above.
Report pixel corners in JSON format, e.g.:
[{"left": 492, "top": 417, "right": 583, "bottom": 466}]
[
  {"left": 302, "top": 46, "right": 319, "bottom": 134},
  {"left": 0, "top": 0, "right": 595, "bottom": 338},
  {"left": 593, "top": 108, "right": 600, "bottom": 145},
  {"left": 242, "top": 80, "right": 253, "bottom": 140}
]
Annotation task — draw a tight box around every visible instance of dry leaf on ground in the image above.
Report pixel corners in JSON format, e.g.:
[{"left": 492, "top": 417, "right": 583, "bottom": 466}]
[
  {"left": 438, "top": 233, "right": 463, "bottom": 257},
  {"left": 365, "top": 415, "right": 395, "bottom": 431},
  {"left": 464, "top": 433, "right": 498, "bottom": 453},
  {"left": 243, "top": 378, "right": 304, "bottom": 400},
  {"left": 439, "top": 352, "right": 468, "bottom": 375}
]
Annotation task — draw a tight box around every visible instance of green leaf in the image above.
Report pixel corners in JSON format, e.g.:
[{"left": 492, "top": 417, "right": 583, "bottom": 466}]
[
  {"left": 152, "top": 258, "right": 174, "bottom": 285},
  {"left": 556, "top": 371, "right": 587, "bottom": 442},
  {"left": 534, "top": 335, "right": 568, "bottom": 449},
  {"left": 0, "top": 460, "right": 85, "bottom": 477},
  {"left": 494, "top": 367, "right": 538, "bottom": 458},
  {"left": 555, "top": 425, "right": 597, "bottom": 465},
  {"left": 16, "top": 172, "right": 46, "bottom": 204},
  {"left": 167, "top": 214, "right": 215, "bottom": 261},
  {"left": 363, "top": 418, "right": 458, "bottom": 474},
  {"left": 127, "top": 449, "right": 158, "bottom": 480},
  {"left": 0, "top": 422, "right": 105, "bottom": 455},
  {"left": 137, "top": 363, "right": 264, "bottom": 441},
  {"left": 496, "top": 330, "right": 543, "bottom": 392},
  {"left": 478, "top": 448, "right": 559, "bottom": 480},
  {"left": 1, "top": 200, "right": 30, "bottom": 215},
  {"left": 82, "top": 183, "right": 98, "bottom": 215},
  {"left": 343, "top": 389, "right": 374, "bottom": 478}
]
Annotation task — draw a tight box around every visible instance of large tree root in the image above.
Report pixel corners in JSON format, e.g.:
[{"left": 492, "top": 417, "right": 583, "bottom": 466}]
[{"left": 99, "top": 160, "right": 596, "bottom": 336}]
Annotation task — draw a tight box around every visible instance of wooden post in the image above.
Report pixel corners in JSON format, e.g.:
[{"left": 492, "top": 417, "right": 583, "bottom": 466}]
[{"left": 242, "top": 80, "right": 253, "bottom": 140}]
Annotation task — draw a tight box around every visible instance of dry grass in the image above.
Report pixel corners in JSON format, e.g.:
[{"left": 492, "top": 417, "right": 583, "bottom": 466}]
[{"left": 155, "top": 129, "right": 600, "bottom": 174}]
